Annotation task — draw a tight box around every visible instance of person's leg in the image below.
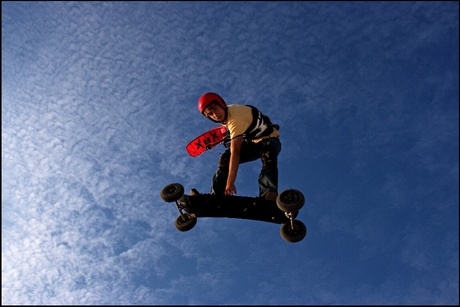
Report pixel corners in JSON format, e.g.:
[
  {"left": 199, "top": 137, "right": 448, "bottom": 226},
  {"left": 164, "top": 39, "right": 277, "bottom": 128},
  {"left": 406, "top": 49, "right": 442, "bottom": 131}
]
[
  {"left": 258, "top": 138, "right": 282, "bottom": 197},
  {"left": 210, "top": 149, "right": 230, "bottom": 195},
  {"left": 210, "top": 141, "right": 260, "bottom": 195}
]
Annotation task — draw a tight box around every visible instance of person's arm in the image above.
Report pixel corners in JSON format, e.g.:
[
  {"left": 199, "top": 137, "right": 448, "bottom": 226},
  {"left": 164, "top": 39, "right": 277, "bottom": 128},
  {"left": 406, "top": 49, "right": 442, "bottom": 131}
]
[{"left": 225, "top": 135, "right": 244, "bottom": 195}]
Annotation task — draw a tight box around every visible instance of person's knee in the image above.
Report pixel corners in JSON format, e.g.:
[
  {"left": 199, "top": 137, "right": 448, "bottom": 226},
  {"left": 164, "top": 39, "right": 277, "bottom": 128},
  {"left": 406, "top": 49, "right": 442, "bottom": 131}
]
[
  {"left": 218, "top": 151, "right": 230, "bottom": 169},
  {"left": 261, "top": 150, "right": 277, "bottom": 169}
]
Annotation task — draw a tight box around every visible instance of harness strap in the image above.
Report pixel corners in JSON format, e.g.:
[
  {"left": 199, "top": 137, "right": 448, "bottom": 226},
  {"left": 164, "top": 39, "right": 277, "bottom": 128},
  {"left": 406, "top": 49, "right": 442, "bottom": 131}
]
[{"left": 243, "top": 105, "right": 278, "bottom": 140}]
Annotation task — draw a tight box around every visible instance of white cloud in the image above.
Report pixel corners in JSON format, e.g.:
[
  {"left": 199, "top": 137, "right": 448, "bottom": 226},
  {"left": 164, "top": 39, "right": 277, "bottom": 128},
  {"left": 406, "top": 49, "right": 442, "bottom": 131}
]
[{"left": 2, "top": 1, "right": 458, "bottom": 305}]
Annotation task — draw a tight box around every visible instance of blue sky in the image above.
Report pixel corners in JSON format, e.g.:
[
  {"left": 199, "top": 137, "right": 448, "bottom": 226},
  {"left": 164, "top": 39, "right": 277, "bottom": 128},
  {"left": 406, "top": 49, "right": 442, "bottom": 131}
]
[{"left": 2, "top": 1, "right": 458, "bottom": 305}]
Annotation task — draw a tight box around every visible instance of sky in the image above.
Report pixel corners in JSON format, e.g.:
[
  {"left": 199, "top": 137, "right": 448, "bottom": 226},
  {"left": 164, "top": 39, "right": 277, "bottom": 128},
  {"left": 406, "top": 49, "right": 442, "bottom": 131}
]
[{"left": 2, "top": 1, "right": 458, "bottom": 305}]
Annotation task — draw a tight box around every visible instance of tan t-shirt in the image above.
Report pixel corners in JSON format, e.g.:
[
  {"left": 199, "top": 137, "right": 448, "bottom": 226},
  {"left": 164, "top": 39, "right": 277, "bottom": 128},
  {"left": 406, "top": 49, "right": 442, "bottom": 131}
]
[{"left": 223, "top": 104, "right": 279, "bottom": 143}]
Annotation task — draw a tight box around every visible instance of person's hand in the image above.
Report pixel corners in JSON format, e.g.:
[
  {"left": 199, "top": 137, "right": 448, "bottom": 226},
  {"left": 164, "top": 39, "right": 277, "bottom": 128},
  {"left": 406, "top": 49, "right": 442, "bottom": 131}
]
[{"left": 224, "top": 182, "right": 237, "bottom": 196}]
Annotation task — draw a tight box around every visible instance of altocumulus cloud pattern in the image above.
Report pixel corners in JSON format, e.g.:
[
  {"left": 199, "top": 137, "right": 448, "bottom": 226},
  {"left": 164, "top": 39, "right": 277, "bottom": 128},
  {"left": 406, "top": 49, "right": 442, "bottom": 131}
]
[{"left": 2, "top": 2, "right": 458, "bottom": 305}]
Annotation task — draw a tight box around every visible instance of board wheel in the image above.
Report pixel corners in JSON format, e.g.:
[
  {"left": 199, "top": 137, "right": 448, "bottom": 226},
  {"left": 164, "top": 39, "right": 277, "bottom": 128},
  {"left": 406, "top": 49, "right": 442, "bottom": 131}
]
[
  {"left": 280, "top": 220, "right": 307, "bottom": 243},
  {"left": 276, "top": 189, "right": 305, "bottom": 212},
  {"left": 174, "top": 213, "right": 197, "bottom": 232},
  {"left": 160, "top": 183, "right": 184, "bottom": 202}
]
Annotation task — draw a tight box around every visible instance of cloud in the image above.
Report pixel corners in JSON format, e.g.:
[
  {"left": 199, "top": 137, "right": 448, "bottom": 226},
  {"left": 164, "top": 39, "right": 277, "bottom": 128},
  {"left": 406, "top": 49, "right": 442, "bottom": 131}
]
[{"left": 2, "top": 1, "right": 458, "bottom": 305}]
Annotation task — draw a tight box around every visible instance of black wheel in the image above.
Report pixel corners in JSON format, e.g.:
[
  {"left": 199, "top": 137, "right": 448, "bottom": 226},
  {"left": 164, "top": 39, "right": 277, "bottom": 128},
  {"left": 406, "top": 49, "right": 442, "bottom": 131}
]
[
  {"left": 276, "top": 189, "right": 305, "bottom": 212},
  {"left": 174, "top": 213, "right": 197, "bottom": 232},
  {"left": 160, "top": 183, "right": 184, "bottom": 202},
  {"left": 280, "top": 220, "right": 307, "bottom": 243}
]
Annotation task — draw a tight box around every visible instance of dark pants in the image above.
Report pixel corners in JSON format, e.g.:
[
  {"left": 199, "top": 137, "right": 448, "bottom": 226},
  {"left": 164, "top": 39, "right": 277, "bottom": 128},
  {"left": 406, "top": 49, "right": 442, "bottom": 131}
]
[{"left": 210, "top": 137, "right": 281, "bottom": 197}]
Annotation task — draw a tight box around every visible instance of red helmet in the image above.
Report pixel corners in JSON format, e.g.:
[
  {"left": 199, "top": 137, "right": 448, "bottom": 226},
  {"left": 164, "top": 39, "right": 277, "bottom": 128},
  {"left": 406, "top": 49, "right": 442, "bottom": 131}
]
[{"left": 197, "top": 92, "right": 227, "bottom": 115}]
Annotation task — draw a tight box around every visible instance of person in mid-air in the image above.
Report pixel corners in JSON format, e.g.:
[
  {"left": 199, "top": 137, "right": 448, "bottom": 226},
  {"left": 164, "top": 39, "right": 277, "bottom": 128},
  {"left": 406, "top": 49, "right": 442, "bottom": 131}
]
[{"left": 192, "top": 92, "right": 281, "bottom": 200}]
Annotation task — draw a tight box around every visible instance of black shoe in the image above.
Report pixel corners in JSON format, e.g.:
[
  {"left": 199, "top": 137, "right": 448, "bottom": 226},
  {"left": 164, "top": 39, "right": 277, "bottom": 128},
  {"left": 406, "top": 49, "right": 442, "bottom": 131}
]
[{"left": 190, "top": 188, "right": 200, "bottom": 196}]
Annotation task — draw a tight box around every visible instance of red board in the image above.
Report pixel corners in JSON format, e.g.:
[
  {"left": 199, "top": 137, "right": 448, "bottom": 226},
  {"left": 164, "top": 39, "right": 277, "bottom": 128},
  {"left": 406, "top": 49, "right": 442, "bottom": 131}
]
[{"left": 186, "top": 126, "right": 228, "bottom": 157}]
